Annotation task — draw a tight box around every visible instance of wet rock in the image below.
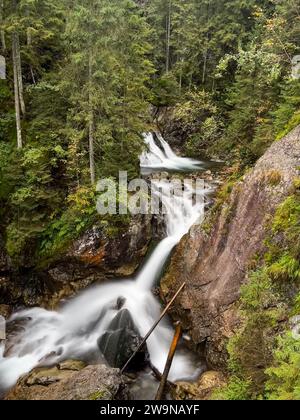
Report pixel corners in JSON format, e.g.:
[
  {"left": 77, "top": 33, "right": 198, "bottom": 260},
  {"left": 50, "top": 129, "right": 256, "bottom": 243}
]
[
  {"left": 57, "top": 360, "right": 86, "bottom": 371},
  {"left": 2, "top": 214, "right": 153, "bottom": 309},
  {"left": 161, "top": 125, "right": 300, "bottom": 369},
  {"left": 68, "top": 214, "right": 152, "bottom": 276},
  {"left": 115, "top": 297, "right": 126, "bottom": 310},
  {"left": 98, "top": 309, "right": 148, "bottom": 370},
  {"left": 0, "top": 305, "right": 12, "bottom": 320},
  {"left": 173, "top": 371, "right": 226, "bottom": 400},
  {"left": 5, "top": 363, "right": 129, "bottom": 400}
]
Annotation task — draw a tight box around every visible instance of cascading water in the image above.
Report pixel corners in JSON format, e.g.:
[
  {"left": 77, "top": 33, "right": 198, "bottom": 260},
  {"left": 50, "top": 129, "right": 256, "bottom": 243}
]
[
  {"left": 0, "top": 133, "right": 210, "bottom": 397},
  {"left": 141, "top": 132, "right": 203, "bottom": 173}
]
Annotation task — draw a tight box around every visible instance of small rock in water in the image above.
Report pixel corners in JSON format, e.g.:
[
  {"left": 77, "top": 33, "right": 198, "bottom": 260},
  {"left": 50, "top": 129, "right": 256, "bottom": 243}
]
[
  {"left": 98, "top": 309, "right": 149, "bottom": 370},
  {"left": 115, "top": 297, "right": 126, "bottom": 310}
]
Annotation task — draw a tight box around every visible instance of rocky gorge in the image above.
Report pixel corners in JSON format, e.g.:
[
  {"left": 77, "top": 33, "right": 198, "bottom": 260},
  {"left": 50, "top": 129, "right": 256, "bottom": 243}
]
[
  {"left": 1, "top": 126, "right": 300, "bottom": 400},
  {"left": 161, "top": 125, "right": 300, "bottom": 378}
]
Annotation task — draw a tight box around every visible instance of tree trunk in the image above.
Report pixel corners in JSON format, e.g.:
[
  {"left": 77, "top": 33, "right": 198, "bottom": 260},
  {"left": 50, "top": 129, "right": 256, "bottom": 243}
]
[
  {"left": 15, "top": 33, "right": 25, "bottom": 115},
  {"left": 89, "top": 111, "right": 96, "bottom": 185},
  {"left": 166, "top": 0, "right": 171, "bottom": 73},
  {"left": 88, "top": 52, "right": 95, "bottom": 185},
  {"left": 26, "top": 6, "right": 32, "bottom": 46},
  {"left": 12, "top": 34, "right": 22, "bottom": 149},
  {"left": 202, "top": 1, "right": 211, "bottom": 85},
  {"left": 0, "top": 0, "right": 6, "bottom": 52},
  {"left": 202, "top": 50, "right": 208, "bottom": 84}
]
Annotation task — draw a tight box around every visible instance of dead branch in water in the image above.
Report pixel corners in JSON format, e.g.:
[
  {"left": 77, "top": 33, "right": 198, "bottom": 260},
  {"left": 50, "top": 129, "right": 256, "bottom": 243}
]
[{"left": 121, "top": 282, "right": 186, "bottom": 374}]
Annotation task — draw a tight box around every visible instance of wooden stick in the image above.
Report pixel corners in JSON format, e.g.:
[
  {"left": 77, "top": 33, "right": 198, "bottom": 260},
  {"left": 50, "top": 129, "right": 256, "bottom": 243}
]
[
  {"left": 121, "top": 282, "right": 186, "bottom": 374},
  {"left": 155, "top": 323, "right": 182, "bottom": 400},
  {"left": 149, "top": 362, "right": 176, "bottom": 389}
]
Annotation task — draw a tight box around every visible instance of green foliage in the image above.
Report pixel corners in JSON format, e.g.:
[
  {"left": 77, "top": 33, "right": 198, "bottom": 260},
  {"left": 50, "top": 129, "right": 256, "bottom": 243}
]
[
  {"left": 146, "top": 0, "right": 271, "bottom": 90},
  {"left": 168, "top": 90, "right": 222, "bottom": 158},
  {"left": 240, "top": 269, "right": 278, "bottom": 311},
  {"left": 62, "top": 0, "right": 153, "bottom": 182},
  {"left": 0, "top": 0, "right": 155, "bottom": 264},
  {"left": 274, "top": 79, "right": 300, "bottom": 139},
  {"left": 272, "top": 192, "right": 300, "bottom": 259},
  {"left": 212, "top": 376, "right": 252, "bottom": 401},
  {"left": 38, "top": 187, "right": 98, "bottom": 264},
  {"left": 268, "top": 254, "right": 300, "bottom": 282},
  {"left": 265, "top": 333, "right": 300, "bottom": 400},
  {"left": 222, "top": 45, "right": 280, "bottom": 163},
  {"left": 0, "top": 81, "right": 15, "bottom": 143},
  {"left": 6, "top": 145, "right": 64, "bottom": 264},
  {"left": 223, "top": 269, "right": 283, "bottom": 398},
  {"left": 150, "top": 73, "right": 179, "bottom": 107}
]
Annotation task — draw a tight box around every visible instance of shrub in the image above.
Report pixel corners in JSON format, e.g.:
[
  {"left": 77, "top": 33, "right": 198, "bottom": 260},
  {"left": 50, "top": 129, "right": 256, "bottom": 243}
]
[{"left": 265, "top": 333, "right": 300, "bottom": 401}]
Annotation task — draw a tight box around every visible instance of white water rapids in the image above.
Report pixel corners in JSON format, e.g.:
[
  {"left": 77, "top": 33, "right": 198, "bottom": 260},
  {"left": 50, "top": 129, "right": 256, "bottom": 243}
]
[{"left": 0, "top": 133, "right": 210, "bottom": 395}]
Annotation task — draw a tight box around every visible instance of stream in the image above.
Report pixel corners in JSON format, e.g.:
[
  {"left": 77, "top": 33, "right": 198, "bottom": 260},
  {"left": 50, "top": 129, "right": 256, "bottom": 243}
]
[{"left": 0, "top": 133, "right": 217, "bottom": 399}]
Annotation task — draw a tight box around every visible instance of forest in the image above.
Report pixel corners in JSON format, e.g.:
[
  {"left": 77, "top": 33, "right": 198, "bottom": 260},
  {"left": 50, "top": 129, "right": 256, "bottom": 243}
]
[{"left": 0, "top": 0, "right": 300, "bottom": 402}]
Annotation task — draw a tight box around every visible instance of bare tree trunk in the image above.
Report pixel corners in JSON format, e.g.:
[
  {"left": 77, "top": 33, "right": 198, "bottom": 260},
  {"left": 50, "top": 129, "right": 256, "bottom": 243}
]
[
  {"left": 166, "top": 0, "right": 171, "bottom": 73},
  {"left": 26, "top": 6, "right": 32, "bottom": 46},
  {"left": 202, "top": 50, "right": 208, "bottom": 84},
  {"left": 0, "top": 0, "right": 6, "bottom": 52},
  {"left": 27, "top": 29, "right": 32, "bottom": 46},
  {"left": 179, "top": 66, "right": 182, "bottom": 93},
  {"left": 15, "top": 33, "right": 25, "bottom": 115},
  {"left": 89, "top": 111, "right": 96, "bottom": 185},
  {"left": 88, "top": 52, "right": 95, "bottom": 185},
  {"left": 12, "top": 34, "right": 22, "bottom": 149},
  {"left": 26, "top": 8, "right": 35, "bottom": 84}
]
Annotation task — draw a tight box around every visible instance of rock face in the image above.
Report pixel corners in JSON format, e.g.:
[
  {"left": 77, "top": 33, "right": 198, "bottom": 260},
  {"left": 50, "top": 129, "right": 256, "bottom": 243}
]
[
  {"left": 161, "top": 126, "right": 300, "bottom": 369},
  {"left": 68, "top": 214, "right": 152, "bottom": 276},
  {"left": 1, "top": 214, "right": 153, "bottom": 309},
  {"left": 5, "top": 362, "right": 129, "bottom": 400}
]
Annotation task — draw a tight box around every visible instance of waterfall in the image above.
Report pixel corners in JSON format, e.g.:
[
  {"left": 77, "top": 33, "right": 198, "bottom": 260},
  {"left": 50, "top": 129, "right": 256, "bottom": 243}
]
[
  {"left": 141, "top": 132, "right": 203, "bottom": 172},
  {"left": 0, "top": 133, "right": 209, "bottom": 393}
]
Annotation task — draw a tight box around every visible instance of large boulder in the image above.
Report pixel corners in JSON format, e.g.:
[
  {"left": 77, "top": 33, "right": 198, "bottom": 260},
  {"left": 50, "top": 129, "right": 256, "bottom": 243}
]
[
  {"left": 161, "top": 126, "right": 300, "bottom": 369},
  {"left": 173, "top": 371, "right": 226, "bottom": 400},
  {"left": 67, "top": 214, "right": 152, "bottom": 276},
  {"left": 5, "top": 361, "right": 129, "bottom": 400},
  {"left": 98, "top": 309, "right": 148, "bottom": 370}
]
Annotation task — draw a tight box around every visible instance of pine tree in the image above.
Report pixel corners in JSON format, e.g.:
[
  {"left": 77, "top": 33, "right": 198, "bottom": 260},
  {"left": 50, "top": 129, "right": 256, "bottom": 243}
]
[
  {"left": 62, "top": 0, "right": 152, "bottom": 184},
  {"left": 224, "top": 44, "right": 281, "bottom": 162}
]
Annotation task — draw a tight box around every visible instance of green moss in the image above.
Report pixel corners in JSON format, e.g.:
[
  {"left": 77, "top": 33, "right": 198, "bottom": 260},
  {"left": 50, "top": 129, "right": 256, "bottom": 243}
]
[
  {"left": 265, "top": 170, "right": 282, "bottom": 186},
  {"left": 272, "top": 196, "right": 300, "bottom": 235},
  {"left": 276, "top": 111, "right": 300, "bottom": 141},
  {"left": 88, "top": 390, "right": 109, "bottom": 400},
  {"left": 202, "top": 174, "right": 241, "bottom": 235},
  {"left": 268, "top": 254, "right": 300, "bottom": 282}
]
